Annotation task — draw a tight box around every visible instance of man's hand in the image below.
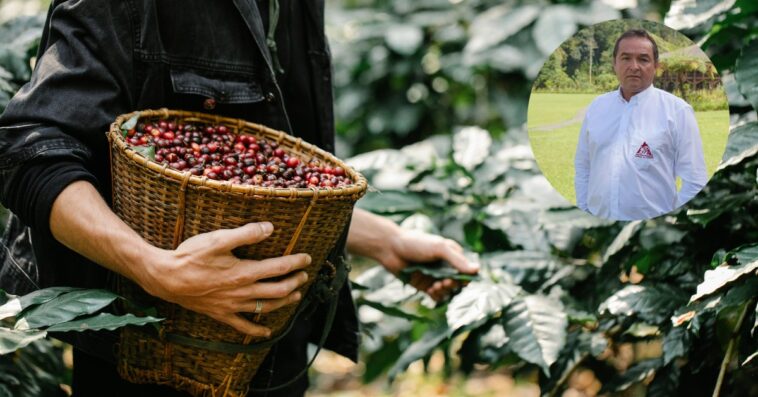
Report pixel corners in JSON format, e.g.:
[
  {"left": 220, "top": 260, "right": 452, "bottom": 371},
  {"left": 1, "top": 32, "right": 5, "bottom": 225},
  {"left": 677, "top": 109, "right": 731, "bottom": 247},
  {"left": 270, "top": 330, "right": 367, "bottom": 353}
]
[
  {"left": 347, "top": 208, "right": 478, "bottom": 301},
  {"left": 141, "top": 222, "right": 310, "bottom": 337},
  {"left": 50, "top": 181, "right": 309, "bottom": 337},
  {"left": 382, "top": 229, "right": 477, "bottom": 301}
]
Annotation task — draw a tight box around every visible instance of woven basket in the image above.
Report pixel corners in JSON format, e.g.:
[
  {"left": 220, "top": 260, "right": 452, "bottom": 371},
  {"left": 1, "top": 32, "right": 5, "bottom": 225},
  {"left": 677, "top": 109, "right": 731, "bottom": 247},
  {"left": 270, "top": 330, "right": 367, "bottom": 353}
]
[{"left": 106, "top": 109, "right": 367, "bottom": 396}]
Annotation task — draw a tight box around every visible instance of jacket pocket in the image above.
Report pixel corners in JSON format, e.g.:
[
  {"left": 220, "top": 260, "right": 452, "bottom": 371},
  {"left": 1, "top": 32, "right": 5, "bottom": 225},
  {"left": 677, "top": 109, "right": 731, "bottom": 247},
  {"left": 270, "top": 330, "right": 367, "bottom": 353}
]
[
  {"left": 170, "top": 69, "right": 264, "bottom": 104},
  {"left": 0, "top": 210, "right": 39, "bottom": 295}
]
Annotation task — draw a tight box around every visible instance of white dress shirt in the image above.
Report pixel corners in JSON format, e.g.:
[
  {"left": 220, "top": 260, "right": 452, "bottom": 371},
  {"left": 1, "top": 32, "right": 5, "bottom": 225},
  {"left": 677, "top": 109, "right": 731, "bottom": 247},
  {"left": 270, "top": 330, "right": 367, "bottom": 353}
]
[{"left": 574, "top": 86, "right": 707, "bottom": 221}]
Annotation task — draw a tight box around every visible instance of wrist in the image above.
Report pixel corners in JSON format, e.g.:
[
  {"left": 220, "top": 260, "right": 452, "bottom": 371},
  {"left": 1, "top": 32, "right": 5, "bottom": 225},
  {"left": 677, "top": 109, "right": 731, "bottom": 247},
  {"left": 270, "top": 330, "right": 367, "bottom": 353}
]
[
  {"left": 347, "top": 209, "right": 401, "bottom": 263},
  {"left": 126, "top": 241, "right": 172, "bottom": 296}
]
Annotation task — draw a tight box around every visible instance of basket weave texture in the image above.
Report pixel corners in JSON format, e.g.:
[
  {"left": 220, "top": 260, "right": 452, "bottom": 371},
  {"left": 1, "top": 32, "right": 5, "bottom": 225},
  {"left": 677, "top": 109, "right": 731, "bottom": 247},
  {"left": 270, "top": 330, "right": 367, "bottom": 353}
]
[{"left": 107, "top": 109, "right": 367, "bottom": 397}]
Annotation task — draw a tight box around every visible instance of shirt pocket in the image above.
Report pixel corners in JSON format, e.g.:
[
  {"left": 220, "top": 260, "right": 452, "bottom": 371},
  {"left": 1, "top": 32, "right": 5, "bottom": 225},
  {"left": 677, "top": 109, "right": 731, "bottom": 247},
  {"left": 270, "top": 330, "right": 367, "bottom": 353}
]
[
  {"left": 170, "top": 68, "right": 265, "bottom": 105},
  {"left": 628, "top": 128, "right": 670, "bottom": 171}
]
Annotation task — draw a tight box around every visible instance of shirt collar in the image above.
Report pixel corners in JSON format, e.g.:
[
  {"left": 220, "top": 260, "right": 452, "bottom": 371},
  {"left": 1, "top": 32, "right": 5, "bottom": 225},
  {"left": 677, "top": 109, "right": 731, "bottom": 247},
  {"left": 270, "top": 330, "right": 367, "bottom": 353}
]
[{"left": 616, "top": 84, "right": 655, "bottom": 104}]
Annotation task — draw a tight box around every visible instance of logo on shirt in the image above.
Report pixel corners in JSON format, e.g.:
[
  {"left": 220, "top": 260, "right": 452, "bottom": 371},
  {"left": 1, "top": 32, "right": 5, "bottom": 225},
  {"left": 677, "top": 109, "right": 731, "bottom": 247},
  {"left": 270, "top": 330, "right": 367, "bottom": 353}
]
[{"left": 635, "top": 142, "right": 654, "bottom": 159}]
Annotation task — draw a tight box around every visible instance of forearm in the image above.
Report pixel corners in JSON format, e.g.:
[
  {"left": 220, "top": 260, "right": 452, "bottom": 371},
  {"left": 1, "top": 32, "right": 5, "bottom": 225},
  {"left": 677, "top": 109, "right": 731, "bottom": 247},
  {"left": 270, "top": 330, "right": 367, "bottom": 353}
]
[
  {"left": 50, "top": 180, "right": 311, "bottom": 335},
  {"left": 49, "top": 180, "right": 161, "bottom": 286},
  {"left": 346, "top": 208, "right": 400, "bottom": 263}
]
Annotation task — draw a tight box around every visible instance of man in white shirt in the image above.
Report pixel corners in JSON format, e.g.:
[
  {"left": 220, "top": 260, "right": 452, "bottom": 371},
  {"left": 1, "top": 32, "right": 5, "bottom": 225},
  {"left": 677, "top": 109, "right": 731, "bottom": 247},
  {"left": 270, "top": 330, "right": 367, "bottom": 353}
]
[{"left": 574, "top": 29, "right": 707, "bottom": 221}]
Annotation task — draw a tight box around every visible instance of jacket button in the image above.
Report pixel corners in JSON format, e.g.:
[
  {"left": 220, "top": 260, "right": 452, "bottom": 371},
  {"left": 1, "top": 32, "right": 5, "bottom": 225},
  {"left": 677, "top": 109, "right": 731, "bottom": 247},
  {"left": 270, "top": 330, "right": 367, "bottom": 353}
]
[
  {"left": 266, "top": 92, "right": 276, "bottom": 102},
  {"left": 203, "top": 98, "right": 217, "bottom": 110}
]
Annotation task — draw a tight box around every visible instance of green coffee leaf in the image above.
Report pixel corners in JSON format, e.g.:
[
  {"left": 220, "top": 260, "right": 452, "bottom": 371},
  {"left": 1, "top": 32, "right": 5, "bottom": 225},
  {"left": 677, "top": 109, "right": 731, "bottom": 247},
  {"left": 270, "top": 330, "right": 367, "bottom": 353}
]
[
  {"left": 600, "top": 358, "right": 662, "bottom": 393},
  {"left": 599, "top": 284, "right": 688, "bottom": 324},
  {"left": 387, "top": 325, "right": 449, "bottom": 383},
  {"left": 532, "top": 6, "right": 576, "bottom": 55},
  {"left": 710, "top": 249, "right": 728, "bottom": 268},
  {"left": 0, "top": 328, "right": 46, "bottom": 355},
  {"left": 734, "top": 38, "right": 758, "bottom": 111},
  {"left": 743, "top": 351, "right": 758, "bottom": 366},
  {"left": 646, "top": 363, "right": 681, "bottom": 397},
  {"left": 362, "top": 338, "right": 402, "bottom": 383},
  {"left": 639, "top": 226, "right": 686, "bottom": 250},
  {"left": 690, "top": 259, "right": 758, "bottom": 302},
  {"left": 0, "top": 287, "right": 81, "bottom": 320},
  {"left": 452, "top": 126, "right": 492, "bottom": 171},
  {"left": 15, "top": 289, "right": 119, "bottom": 330},
  {"left": 720, "top": 122, "right": 758, "bottom": 163},
  {"left": 45, "top": 313, "right": 161, "bottom": 332},
  {"left": 540, "top": 330, "right": 607, "bottom": 393},
  {"left": 446, "top": 280, "right": 520, "bottom": 332},
  {"left": 356, "top": 191, "right": 425, "bottom": 214},
  {"left": 356, "top": 300, "right": 428, "bottom": 323},
  {"left": 662, "top": 326, "right": 689, "bottom": 366},
  {"left": 603, "top": 221, "right": 642, "bottom": 262},
  {"left": 401, "top": 260, "right": 480, "bottom": 283},
  {"left": 120, "top": 113, "right": 140, "bottom": 133},
  {"left": 664, "top": 0, "right": 735, "bottom": 30},
  {"left": 384, "top": 24, "right": 423, "bottom": 55},
  {"left": 725, "top": 243, "right": 758, "bottom": 266},
  {"left": 484, "top": 251, "right": 561, "bottom": 291},
  {"left": 131, "top": 145, "right": 155, "bottom": 161},
  {"left": 503, "top": 294, "right": 567, "bottom": 375},
  {"left": 686, "top": 191, "right": 754, "bottom": 226},
  {"left": 464, "top": 4, "right": 540, "bottom": 55}
]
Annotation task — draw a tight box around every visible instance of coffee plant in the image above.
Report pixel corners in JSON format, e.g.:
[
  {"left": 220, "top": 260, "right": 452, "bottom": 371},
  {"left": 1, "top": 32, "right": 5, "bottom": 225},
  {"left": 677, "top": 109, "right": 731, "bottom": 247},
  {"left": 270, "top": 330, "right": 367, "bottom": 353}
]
[
  {"left": 0, "top": 0, "right": 756, "bottom": 396},
  {"left": 0, "top": 288, "right": 161, "bottom": 396},
  {"left": 0, "top": 13, "right": 43, "bottom": 112},
  {"left": 344, "top": 0, "right": 758, "bottom": 396}
]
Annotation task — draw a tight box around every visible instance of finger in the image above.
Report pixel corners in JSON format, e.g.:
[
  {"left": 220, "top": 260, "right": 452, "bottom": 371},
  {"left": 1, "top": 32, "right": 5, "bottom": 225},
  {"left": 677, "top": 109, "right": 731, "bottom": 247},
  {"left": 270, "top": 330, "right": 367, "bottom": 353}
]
[
  {"left": 426, "top": 283, "right": 446, "bottom": 302},
  {"left": 209, "top": 313, "right": 272, "bottom": 337},
  {"left": 249, "top": 253, "right": 312, "bottom": 281},
  {"left": 445, "top": 239, "right": 464, "bottom": 254},
  {"left": 437, "top": 241, "right": 478, "bottom": 274},
  {"left": 243, "top": 292, "right": 302, "bottom": 314},
  {"left": 211, "top": 222, "right": 274, "bottom": 252},
  {"left": 427, "top": 279, "right": 458, "bottom": 301},
  {"left": 442, "top": 278, "right": 457, "bottom": 290},
  {"left": 235, "top": 271, "right": 309, "bottom": 299}
]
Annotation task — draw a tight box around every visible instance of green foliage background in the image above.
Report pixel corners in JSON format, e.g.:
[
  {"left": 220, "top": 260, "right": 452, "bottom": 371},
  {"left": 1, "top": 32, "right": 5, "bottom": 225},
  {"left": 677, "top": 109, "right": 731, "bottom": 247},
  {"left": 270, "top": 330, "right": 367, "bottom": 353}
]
[
  {"left": 330, "top": 0, "right": 758, "bottom": 396},
  {"left": 0, "top": 0, "right": 757, "bottom": 396}
]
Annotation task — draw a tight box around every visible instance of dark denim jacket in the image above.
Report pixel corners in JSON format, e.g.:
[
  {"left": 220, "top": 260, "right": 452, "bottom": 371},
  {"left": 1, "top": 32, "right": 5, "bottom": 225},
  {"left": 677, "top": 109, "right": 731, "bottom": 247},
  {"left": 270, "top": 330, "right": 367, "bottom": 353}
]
[{"left": 0, "top": 0, "right": 358, "bottom": 372}]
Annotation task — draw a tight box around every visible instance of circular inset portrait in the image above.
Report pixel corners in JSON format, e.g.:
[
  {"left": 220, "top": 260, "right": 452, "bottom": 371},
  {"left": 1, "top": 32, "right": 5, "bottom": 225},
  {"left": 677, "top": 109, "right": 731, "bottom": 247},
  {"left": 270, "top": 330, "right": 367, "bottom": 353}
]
[{"left": 527, "top": 19, "right": 729, "bottom": 221}]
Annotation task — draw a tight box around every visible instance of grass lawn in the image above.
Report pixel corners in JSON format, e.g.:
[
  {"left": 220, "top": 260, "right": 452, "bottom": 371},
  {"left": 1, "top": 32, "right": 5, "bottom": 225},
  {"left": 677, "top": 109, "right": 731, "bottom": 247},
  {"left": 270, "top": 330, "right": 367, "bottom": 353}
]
[
  {"left": 527, "top": 93, "right": 598, "bottom": 127},
  {"left": 527, "top": 91, "right": 730, "bottom": 204}
]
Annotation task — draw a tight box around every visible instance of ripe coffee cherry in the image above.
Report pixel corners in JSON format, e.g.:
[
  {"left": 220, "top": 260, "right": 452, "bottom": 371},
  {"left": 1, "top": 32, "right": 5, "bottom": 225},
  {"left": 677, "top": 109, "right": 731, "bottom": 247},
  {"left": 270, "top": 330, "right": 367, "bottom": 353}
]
[
  {"left": 286, "top": 157, "right": 300, "bottom": 168},
  {"left": 128, "top": 120, "right": 353, "bottom": 188}
]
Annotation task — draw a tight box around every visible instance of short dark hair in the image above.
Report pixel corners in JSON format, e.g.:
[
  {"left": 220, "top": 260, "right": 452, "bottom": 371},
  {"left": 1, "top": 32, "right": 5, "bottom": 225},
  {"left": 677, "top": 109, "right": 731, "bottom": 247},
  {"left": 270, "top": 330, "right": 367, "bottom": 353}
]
[{"left": 613, "top": 29, "right": 659, "bottom": 62}]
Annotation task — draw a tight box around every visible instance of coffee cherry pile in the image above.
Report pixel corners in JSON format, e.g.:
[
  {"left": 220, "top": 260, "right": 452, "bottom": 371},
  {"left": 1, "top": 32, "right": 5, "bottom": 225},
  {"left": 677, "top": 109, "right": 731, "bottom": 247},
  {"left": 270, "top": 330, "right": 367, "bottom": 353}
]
[{"left": 125, "top": 120, "right": 353, "bottom": 188}]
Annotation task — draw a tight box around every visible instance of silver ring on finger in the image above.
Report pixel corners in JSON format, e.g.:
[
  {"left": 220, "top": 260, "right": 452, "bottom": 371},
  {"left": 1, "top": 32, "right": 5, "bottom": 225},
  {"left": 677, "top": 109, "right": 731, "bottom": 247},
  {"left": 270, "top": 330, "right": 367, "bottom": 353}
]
[{"left": 254, "top": 299, "right": 264, "bottom": 314}]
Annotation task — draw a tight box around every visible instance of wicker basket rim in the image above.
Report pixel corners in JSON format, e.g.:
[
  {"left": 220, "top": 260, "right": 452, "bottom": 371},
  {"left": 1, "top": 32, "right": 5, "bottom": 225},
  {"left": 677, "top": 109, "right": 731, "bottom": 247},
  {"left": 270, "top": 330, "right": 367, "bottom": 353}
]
[{"left": 108, "top": 108, "right": 368, "bottom": 198}]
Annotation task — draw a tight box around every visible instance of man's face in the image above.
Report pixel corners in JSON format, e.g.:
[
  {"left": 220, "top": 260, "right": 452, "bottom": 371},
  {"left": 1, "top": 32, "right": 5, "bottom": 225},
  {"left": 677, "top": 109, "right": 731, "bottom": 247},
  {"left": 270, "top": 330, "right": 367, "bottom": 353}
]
[{"left": 613, "top": 36, "right": 658, "bottom": 98}]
